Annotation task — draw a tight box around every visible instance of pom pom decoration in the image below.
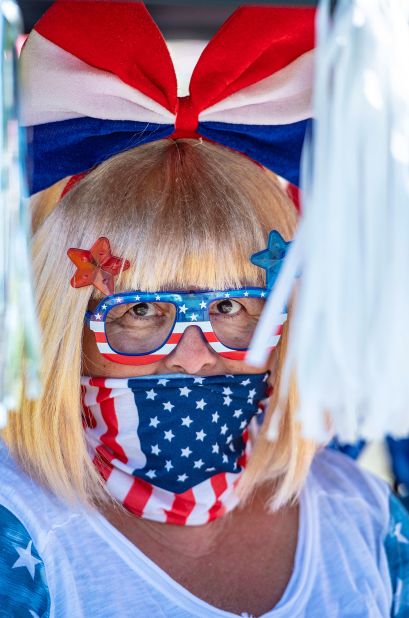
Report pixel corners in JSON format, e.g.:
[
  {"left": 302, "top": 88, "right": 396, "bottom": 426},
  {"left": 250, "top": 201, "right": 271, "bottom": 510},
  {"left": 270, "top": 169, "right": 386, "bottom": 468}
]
[
  {"left": 0, "top": 0, "right": 41, "bottom": 427},
  {"left": 247, "top": 0, "right": 409, "bottom": 443}
]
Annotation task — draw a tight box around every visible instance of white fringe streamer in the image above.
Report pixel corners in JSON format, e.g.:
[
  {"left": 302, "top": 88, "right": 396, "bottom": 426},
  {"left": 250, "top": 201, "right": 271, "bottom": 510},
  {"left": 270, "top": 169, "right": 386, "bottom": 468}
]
[
  {"left": 0, "top": 0, "right": 41, "bottom": 427},
  {"left": 247, "top": 0, "right": 409, "bottom": 442}
]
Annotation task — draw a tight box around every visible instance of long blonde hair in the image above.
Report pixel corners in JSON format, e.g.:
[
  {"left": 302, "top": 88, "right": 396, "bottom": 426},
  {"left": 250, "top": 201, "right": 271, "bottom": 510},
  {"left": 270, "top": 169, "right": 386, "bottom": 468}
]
[{"left": 3, "top": 139, "right": 316, "bottom": 510}]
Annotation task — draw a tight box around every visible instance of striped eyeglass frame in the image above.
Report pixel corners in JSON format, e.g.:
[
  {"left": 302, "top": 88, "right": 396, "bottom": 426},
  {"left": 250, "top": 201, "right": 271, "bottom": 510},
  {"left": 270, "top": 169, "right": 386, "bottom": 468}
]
[{"left": 84, "top": 288, "right": 287, "bottom": 366}]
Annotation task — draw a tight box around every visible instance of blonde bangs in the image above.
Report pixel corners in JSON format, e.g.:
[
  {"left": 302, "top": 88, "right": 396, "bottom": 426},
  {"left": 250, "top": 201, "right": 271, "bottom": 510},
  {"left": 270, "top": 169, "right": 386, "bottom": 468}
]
[
  {"left": 115, "top": 219, "right": 266, "bottom": 293},
  {"left": 55, "top": 138, "right": 296, "bottom": 296}
]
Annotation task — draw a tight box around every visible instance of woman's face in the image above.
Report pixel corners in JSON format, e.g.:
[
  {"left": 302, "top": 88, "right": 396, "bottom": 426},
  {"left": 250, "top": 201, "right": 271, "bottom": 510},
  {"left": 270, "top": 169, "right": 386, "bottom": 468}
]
[{"left": 82, "top": 293, "right": 272, "bottom": 378}]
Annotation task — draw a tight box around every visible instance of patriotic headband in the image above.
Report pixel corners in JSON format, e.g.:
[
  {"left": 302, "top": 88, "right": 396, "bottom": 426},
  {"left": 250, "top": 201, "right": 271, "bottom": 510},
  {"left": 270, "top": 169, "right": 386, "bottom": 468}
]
[{"left": 20, "top": 1, "right": 315, "bottom": 195}]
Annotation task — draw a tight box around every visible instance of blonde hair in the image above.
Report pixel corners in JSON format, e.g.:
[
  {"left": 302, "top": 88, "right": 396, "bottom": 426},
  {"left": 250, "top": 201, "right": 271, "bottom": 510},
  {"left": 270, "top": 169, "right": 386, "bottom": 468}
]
[{"left": 3, "top": 139, "right": 316, "bottom": 510}]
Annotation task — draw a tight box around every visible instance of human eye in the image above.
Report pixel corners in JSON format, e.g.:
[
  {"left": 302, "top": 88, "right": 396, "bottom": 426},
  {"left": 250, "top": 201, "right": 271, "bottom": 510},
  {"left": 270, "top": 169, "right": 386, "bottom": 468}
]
[
  {"left": 129, "top": 302, "right": 161, "bottom": 318},
  {"left": 210, "top": 298, "right": 265, "bottom": 320},
  {"left": 107, "top": 302, "right": 167, "bottom": 324},
  {"left": 210, "top": 299, "right": 244, "bottom": 317}
]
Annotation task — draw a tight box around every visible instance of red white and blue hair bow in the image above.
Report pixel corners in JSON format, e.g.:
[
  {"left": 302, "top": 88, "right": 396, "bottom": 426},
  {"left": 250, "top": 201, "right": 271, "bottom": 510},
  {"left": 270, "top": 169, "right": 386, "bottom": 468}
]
[{"left": 20, "top": 1, "right": 315, "bottom": 195}]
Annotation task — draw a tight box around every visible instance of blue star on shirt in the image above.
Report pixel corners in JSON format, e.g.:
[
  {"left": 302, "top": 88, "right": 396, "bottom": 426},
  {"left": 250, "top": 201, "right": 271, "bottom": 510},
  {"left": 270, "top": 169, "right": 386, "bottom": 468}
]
[{"left": 250, "top": 230, "right": 291, "bottom": 289}]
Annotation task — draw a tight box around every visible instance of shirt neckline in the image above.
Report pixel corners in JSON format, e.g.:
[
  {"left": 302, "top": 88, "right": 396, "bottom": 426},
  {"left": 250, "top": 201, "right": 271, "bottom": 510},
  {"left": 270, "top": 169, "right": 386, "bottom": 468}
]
[{"left": 85, "top": 474, "right": 317, "bottom": 617}]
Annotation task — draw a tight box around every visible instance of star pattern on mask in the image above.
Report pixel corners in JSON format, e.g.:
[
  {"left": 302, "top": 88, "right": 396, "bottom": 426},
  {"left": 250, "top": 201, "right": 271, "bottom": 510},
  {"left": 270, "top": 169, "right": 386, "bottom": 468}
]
[
  {"left": 179, "top": 386, "right": 191, "bottom": 397},
  {"left": 122, "top": 374, "right": 268, "bottom": 492}
]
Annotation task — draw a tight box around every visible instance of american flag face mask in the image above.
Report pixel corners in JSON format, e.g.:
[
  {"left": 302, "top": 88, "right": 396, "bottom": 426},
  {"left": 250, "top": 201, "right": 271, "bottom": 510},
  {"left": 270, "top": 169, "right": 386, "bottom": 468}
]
[
  {"left": 81, "top": 372, "right": 269, "bottom": 525},
  {"left": 85, "top": 288, "right": 287, "bottom": 366}
]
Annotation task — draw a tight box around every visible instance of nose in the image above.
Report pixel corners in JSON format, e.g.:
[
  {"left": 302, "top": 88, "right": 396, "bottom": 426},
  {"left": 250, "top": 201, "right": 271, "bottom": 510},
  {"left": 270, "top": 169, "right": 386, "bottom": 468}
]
[{"left": 161, "top": 325, "right": 219, "bottom": 374}]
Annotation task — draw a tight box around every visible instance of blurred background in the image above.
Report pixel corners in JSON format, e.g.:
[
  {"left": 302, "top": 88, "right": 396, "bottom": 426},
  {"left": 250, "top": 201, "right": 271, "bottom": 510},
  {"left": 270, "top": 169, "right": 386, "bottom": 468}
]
[{"left": 18, "top": 1, "right": 318, "bottom": 35}]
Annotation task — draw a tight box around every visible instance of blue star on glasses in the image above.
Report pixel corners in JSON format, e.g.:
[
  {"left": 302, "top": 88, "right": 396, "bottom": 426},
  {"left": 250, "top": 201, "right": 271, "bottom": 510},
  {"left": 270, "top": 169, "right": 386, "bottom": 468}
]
[{"left": 250, "top": 230, "right": 291, "bottom": 289}]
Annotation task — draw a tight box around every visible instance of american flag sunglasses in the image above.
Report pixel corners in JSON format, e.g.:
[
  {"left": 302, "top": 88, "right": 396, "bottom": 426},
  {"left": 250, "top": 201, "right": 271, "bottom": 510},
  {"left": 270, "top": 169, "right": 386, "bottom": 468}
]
[{"left": 85, "top": 289, "right": 287, "bottom": 366}]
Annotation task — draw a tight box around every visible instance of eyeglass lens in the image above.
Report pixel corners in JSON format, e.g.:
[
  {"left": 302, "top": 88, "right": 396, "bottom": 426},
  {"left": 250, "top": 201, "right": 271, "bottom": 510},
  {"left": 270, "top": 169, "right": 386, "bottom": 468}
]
[{"left": 105, "top": 298, "right": 266, "bottom": 355}]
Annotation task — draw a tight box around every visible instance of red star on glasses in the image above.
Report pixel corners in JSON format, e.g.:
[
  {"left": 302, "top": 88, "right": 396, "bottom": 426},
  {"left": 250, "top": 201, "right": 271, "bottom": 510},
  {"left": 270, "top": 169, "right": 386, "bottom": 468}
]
[{"left": 67, "top": 237, "right": 130, "bottom": 295}]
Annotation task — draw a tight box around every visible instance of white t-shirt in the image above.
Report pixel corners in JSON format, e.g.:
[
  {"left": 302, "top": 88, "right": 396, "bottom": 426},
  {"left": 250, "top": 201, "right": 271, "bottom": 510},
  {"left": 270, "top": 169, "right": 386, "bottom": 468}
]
[{"left": 0, "top": 441, "right": 408, "bottom": 618}]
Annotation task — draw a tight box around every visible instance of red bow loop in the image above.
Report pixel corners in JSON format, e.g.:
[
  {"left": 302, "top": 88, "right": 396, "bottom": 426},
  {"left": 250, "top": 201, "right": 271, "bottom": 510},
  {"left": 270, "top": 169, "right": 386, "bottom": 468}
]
[
  {"left": 173, "top": 96, "right": 200, "bottom": 139},
  {"left": 188, "top": 7, "right": 315, "bottom": 113}
]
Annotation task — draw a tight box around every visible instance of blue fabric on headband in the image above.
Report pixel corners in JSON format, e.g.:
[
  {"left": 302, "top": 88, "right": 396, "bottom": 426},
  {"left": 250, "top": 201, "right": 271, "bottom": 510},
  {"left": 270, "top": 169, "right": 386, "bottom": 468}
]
[
  {"left": 27, "top": 118, "right": 174, "bottom": 194},
  {"left": 199, "top": 120, "right": 308, "bottom": 188},
  {"left": 27, "top": 117, "right": 308, "bottom": 194}
]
